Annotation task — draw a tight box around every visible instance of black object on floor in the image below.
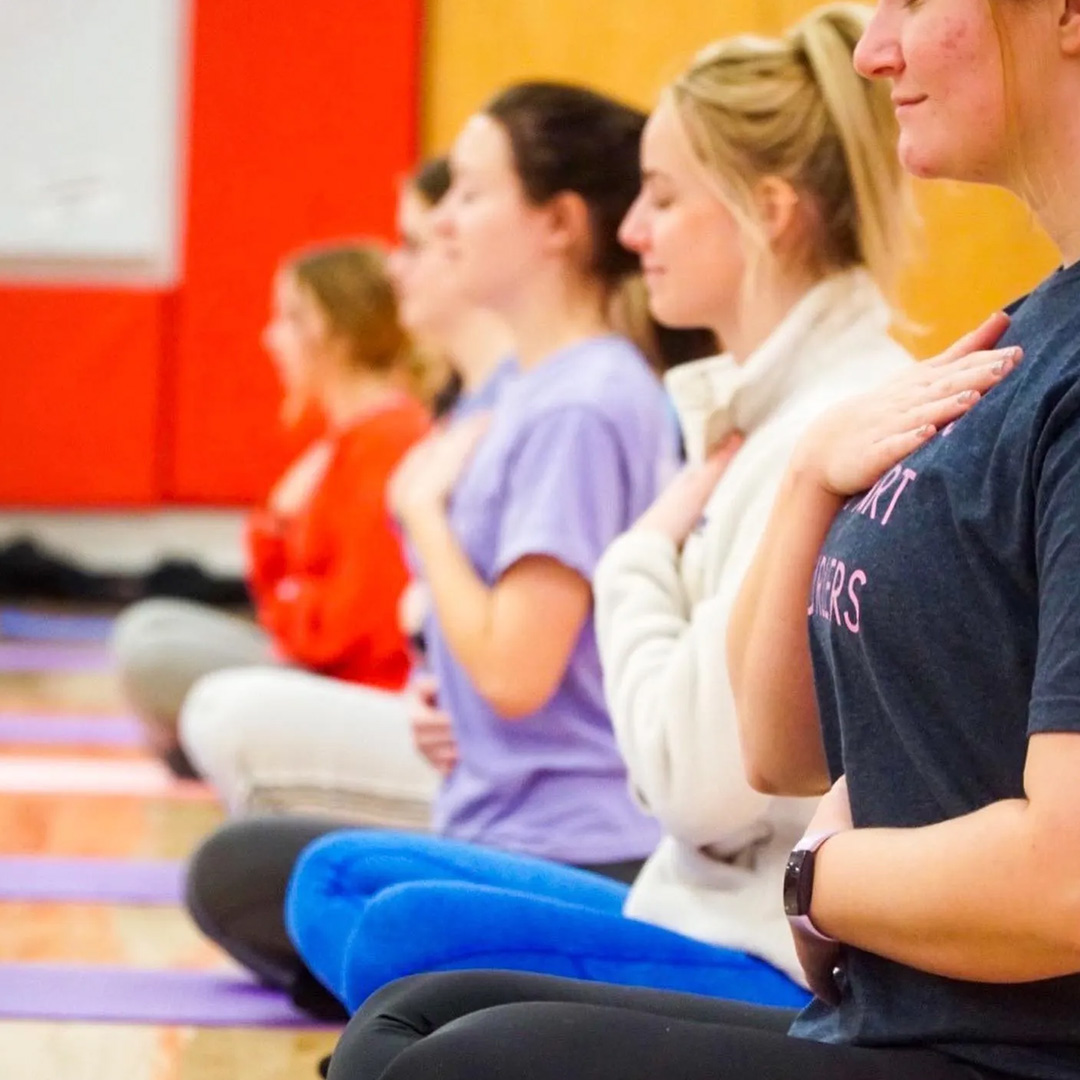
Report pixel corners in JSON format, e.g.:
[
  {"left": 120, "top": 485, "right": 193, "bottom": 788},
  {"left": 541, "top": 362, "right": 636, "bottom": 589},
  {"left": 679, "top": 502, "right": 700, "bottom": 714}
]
[
  {"left": 290, "top": 969, "right": 350, "bottom": 1024},
  {"left": 162, "top": 744, "right": 201, "bottom": 781},
  {"left": 0, "top": 538, "right": 250, "bottom": 607}
]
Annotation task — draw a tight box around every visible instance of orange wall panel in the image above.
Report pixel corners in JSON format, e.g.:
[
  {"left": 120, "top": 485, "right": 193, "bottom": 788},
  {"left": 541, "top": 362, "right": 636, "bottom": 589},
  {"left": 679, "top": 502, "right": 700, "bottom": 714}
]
[
  {"left": 167, "top": 0, "right": 422, "bottom": 504},
  {"left": 0, "top": 290, "right": 163, "bottom": 506}
]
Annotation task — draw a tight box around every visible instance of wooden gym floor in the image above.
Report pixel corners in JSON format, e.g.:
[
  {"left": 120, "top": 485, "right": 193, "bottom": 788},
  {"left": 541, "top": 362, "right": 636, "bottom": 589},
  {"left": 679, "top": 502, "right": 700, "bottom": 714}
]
[{"left": 0, "top": 648, "right": 338, "bottom": 1080}]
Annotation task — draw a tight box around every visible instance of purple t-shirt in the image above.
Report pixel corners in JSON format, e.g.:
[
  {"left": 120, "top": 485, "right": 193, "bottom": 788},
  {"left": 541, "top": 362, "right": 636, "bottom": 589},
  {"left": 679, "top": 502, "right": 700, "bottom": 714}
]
[{"left": 427, "top": 335, "right": 675, "bottom": 864}]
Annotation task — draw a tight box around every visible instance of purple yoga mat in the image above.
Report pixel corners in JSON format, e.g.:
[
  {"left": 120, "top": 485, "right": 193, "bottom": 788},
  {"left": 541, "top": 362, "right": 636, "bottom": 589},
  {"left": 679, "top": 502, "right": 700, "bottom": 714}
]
[
  {"left": 0, "top": 642, "right": 111, "bottom": 672},
  {"left": 0, "top": 857, "right": 184, "bottom": 904},
  {"left": 0, "top": 713, "right": 145, "bottom": 746},
  {"left": 0, "top": 609, "right": 114, "bottom": 644},
  {"left": 0, "top": 965, "right": 335, "bottom": 1027}
]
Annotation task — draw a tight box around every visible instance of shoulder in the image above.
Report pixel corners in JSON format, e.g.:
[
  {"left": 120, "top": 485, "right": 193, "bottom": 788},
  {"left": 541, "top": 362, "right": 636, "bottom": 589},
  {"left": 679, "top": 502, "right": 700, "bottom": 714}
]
[
  {"left": 520, "top": 338, "right": 667, "bottom": 434},
  {"left": 338, "top": 400, "right": 430, "bottom": 468}
]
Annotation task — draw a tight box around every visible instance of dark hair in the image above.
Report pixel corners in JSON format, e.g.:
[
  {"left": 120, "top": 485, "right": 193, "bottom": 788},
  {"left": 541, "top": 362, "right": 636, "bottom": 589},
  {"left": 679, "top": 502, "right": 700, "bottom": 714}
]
[
  {"left": 483, "top": 82, "right": 645, "bottom": 286},
  {"left": 404, "top": 156, "right": 462, "bottom": 415},
  {"left": 410, "top": 157, "right": 452, "bottom": 207},
  {"left": 481, "top": 82, "right": 716, "bottom": 371}
]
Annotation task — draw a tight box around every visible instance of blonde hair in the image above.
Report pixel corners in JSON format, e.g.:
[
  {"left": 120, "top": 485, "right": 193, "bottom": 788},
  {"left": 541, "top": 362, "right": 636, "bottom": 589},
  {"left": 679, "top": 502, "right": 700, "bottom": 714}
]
[
  {"left": 669, "top": 3, "right": 912, "bottom": 294},
  {"left": 287, "top": 242, "right": 440, "bottom": 403}
]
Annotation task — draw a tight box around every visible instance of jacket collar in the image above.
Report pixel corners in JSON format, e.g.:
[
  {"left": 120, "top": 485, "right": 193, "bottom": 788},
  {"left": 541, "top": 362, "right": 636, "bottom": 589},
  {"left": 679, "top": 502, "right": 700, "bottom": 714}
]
[{"left": 665, "top": 270, "right": 892, "bottom": 464}]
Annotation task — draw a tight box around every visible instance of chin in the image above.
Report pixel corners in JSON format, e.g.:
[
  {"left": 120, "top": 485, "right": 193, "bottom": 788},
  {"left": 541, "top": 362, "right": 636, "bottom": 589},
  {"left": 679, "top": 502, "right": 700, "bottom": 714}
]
[
  {"left": 648, "top": 297, "right": 703, "bottom": 332},
  {"left": 897, "top": 136, "right": 949, "bottom": 181}
]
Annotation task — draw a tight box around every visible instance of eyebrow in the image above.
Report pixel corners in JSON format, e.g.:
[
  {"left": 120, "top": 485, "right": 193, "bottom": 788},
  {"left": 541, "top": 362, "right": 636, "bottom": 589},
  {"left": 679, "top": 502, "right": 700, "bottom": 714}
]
[{"left": 641, "top": 168, "right": 673, "bottom": 184}]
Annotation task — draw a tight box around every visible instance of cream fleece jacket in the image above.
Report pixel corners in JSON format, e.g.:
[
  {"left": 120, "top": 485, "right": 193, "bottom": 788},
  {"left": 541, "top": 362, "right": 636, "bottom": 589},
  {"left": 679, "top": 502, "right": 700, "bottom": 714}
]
[{"left": 594, "top": 270, "right": 913, "bottom": 983}]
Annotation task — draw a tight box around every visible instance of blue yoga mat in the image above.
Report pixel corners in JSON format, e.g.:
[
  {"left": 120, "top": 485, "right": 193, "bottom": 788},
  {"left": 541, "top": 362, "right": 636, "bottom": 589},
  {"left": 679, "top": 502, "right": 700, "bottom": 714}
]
[
  {"left": 0, "top": 857, "right": 185, "bottom": 904},
  {"left": 0, "top": 965, "right": 335, "bottom": 1027},
  {"left": 0, "top": 609, "right": 114, "bottom": 644}
]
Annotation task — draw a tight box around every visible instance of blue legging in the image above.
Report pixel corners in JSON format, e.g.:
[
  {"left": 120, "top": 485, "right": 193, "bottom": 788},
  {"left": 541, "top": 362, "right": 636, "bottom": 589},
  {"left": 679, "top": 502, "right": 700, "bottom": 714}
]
[{"left": 285, "top": 831, "right": 809, "bottom": 1013}]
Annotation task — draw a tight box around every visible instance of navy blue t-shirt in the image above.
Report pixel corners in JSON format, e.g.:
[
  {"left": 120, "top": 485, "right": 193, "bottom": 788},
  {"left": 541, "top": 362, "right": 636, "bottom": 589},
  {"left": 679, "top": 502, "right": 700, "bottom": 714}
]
[{"left": 791, "top": 261, "right": 1080, "bottom": 1079}]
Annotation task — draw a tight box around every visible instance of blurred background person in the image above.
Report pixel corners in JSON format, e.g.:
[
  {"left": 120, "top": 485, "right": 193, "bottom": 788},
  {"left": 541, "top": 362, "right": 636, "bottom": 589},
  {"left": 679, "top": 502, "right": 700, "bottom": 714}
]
[{"left": 112, "top": 243, "right": 431, "bottom": 776}]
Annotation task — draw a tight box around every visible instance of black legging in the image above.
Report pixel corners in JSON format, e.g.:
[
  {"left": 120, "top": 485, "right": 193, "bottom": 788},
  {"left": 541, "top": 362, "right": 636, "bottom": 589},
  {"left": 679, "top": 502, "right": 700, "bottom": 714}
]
[
  {"left": 184, "top": 817, "right": 645, "bottom": 1020},
  {"left": 185, "top": 814, "right": 348, "bottom": 1018},
  {"left": 327, "top": 970, "right": 1017, "bottom": 1080}
]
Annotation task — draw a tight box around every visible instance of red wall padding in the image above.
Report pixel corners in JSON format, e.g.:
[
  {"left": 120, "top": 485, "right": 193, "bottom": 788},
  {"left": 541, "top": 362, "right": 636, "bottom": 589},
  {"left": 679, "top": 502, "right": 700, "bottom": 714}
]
[
  {"left": 0, "top": 291, "right": 165, "bottom": 505},
  {"left": 167, "top": 0, "right": 422, "bottom": 503},
  {"left": 0, "top": 0, "right": 421, "bottom": 508}
]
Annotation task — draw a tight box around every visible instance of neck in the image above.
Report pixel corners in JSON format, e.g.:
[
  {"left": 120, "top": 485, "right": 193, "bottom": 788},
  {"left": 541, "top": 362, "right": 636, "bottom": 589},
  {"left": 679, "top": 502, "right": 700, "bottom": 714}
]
[
  {"left": 1014, "top": 79, "right": 1080, "bottom": 266},
  {"left": 712, "top": 262, "right": 824, "bottom": 365},
  {"left": 499, "top": 265, "right": 612, "bottom": 370},
  {"left": 440, "top": 309, "right": 515, "bottom": 392},
  {"left": 1024, "top": 163, "right": 1080, "bottom": 269},
  {"left": 319, "top": 370, "right": 400, "bottom": 431}
]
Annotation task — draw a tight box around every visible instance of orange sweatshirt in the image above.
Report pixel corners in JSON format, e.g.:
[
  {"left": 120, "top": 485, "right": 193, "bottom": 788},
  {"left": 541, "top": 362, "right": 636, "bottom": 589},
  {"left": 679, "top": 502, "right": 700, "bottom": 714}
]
[{"left": 246, "top": 397, "right": 430, "bottom": 690}]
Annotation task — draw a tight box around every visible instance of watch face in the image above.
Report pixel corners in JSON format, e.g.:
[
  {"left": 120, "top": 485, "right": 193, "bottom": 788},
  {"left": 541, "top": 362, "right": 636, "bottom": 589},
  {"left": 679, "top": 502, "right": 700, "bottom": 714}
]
[{"left": 783, "top": 849, "right": 811, "bottom": 916}]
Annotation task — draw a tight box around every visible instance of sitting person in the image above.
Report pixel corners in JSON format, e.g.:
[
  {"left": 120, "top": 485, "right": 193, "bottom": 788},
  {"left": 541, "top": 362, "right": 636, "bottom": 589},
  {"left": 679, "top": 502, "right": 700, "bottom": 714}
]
[
  {"left": 283, "top": 2, "right": 916, "bottom": 1026},
  {"left": 112, "top": 243, "right": 431, "bottom": 774},
  {"left": 322, "top": 0, "right": 1080, "bottom": 1072}
]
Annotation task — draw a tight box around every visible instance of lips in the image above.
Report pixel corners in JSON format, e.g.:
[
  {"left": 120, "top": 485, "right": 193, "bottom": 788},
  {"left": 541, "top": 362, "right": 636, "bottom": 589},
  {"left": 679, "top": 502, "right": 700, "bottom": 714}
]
[{"left": 891, "top": 93, "right": 927, "bottom": 111}]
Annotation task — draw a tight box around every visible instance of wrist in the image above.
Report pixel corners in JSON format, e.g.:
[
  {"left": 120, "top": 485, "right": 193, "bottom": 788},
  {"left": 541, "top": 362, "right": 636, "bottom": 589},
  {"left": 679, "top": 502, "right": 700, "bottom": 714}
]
[{"left": 784, "top": 829, "right": 841, "bottom": 942}]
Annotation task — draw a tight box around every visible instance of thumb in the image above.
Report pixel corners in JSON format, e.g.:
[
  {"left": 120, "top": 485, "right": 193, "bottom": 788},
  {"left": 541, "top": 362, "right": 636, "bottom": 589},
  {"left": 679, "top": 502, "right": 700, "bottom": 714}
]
[{"left": 704, "top": 431, "right": 744, "bottom": 475}]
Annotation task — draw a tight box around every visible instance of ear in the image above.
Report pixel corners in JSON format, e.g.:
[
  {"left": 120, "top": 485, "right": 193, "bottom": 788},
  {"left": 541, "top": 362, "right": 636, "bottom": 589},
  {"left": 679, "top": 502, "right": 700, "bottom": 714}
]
[
  {"left": 539, "top": 190, "right": 593, "bottom": 259},
  {"left": 752, "top": 176, "right": 801, "bottom": 246},
  {"left": 1060, "top": 0, "right": 1080, "bottom": 56}
]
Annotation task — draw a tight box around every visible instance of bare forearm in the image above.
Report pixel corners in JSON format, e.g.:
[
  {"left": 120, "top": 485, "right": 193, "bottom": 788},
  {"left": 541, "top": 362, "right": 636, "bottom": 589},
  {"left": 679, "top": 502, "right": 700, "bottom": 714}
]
[
  {"left": 813, "top": 802, "right": 1080, "bottom": 981},
  {"left": 728, "top": 465, "right": 842, "bottom": 794},
  {"left": 406, "top": 507, "right": 494, "bottom": 683}
]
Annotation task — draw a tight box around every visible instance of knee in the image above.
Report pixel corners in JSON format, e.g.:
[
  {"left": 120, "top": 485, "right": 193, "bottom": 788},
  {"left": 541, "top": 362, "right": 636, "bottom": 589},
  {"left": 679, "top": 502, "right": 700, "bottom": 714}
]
[
  {"left": 329, "top": 991, "right": 529, "bottom": 1080},
  {"left": 184, "top": 817, "right": 277, "bottom": 938},
  {"left": 284, "top": 831, "right": 369, "bottom": 949},
  {"left": 112, "top": 600, "right": 190, "bottom": 719},
  {"left": 178, "top": 668, "right": 264, "bottom": 789},
  {"left": 341, "top": 883, "right": 444, "bottom": 1008}
]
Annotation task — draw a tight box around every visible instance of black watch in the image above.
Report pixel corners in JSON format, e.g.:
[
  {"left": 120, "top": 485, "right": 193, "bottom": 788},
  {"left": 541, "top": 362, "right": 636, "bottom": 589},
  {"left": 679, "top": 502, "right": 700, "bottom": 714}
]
[{"left": 783, "top": 830, "right": 837, "bottom": 941}]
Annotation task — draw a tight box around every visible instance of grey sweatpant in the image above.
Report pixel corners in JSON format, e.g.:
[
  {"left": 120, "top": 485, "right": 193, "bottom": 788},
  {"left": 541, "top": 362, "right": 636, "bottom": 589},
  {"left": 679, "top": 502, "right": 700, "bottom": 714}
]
[{"left": 112, "top": 598, "right": 275, "bottom": 744}]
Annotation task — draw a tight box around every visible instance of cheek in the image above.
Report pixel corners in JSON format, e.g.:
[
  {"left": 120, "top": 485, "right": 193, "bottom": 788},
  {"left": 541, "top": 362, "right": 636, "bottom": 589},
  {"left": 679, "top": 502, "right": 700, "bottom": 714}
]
[{"left": 662, "top": 208, "right": 741, "bottom": 282}]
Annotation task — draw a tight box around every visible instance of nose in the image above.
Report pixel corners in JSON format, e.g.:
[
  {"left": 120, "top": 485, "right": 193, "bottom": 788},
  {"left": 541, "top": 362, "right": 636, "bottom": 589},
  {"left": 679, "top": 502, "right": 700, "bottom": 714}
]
[
  {"left": 618, "top": 193, "right": 649, "bottom": 254},
  {"left": 853, "top": 2, "right": 904, "bottom": 80},
  {"left": 387, "top": 249, "right": 406, "bottom": 288},
  {"left": 430, "top": 194, "right": 457, "bottom": 240}
]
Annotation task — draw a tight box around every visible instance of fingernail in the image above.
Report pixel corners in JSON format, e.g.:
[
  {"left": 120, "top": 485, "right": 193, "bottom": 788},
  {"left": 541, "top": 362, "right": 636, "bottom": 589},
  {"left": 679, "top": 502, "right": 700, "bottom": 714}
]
[
  {"left": 918, "top": 424, "right": 935, "bottom": 438},
  {"left": 993, "top": 347, "right": 1022, "bottom": 373},
  {"left": 958, "top": 389, "right": 979, "bottom": 403}
]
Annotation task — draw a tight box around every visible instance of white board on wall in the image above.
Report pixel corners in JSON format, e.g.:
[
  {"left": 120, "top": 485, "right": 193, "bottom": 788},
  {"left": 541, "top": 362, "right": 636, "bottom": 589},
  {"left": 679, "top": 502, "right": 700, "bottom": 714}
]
[{"left": 0, "top": 0, "right": 189, "bottom": 285}]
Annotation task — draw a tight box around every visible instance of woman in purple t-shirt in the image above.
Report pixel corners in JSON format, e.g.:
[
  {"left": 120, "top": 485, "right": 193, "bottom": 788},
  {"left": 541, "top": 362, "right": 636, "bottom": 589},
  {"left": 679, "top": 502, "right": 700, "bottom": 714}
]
[
  {"left": 274, "top": 78, "right": 708, "bottom": 1010},
  {"left": 277, "top": 83, "right": 711, "bottom": 1012}
]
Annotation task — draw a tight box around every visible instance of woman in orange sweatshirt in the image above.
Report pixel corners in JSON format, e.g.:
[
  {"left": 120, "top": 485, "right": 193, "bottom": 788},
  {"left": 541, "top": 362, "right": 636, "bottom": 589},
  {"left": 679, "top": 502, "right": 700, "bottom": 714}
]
[{"left": 113, "top": 243, "right": 430, "bottom": 775}]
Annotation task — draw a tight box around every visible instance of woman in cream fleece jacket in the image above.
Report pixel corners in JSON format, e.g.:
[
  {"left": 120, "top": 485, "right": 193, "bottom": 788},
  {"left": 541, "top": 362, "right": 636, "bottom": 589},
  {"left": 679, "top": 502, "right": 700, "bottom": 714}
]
[
  {"left": 265, "top": 8, "right": 921, "bottom": 1024},
  {"left": 597, "top": 268, "right": 910, "bottom": 986}
]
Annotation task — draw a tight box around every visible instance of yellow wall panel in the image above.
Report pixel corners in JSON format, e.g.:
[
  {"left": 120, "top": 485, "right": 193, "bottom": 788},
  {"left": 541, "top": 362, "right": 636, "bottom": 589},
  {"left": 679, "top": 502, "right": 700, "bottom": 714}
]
[{"left": 422, "top": 0, "right": 1060, "bottom": 356}]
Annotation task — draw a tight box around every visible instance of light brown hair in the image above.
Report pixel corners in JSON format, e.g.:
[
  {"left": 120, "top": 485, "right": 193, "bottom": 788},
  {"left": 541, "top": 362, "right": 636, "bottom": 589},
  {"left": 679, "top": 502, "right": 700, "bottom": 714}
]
[{"left": 286, "top": 242, "right": 438, "bottom": 401}]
